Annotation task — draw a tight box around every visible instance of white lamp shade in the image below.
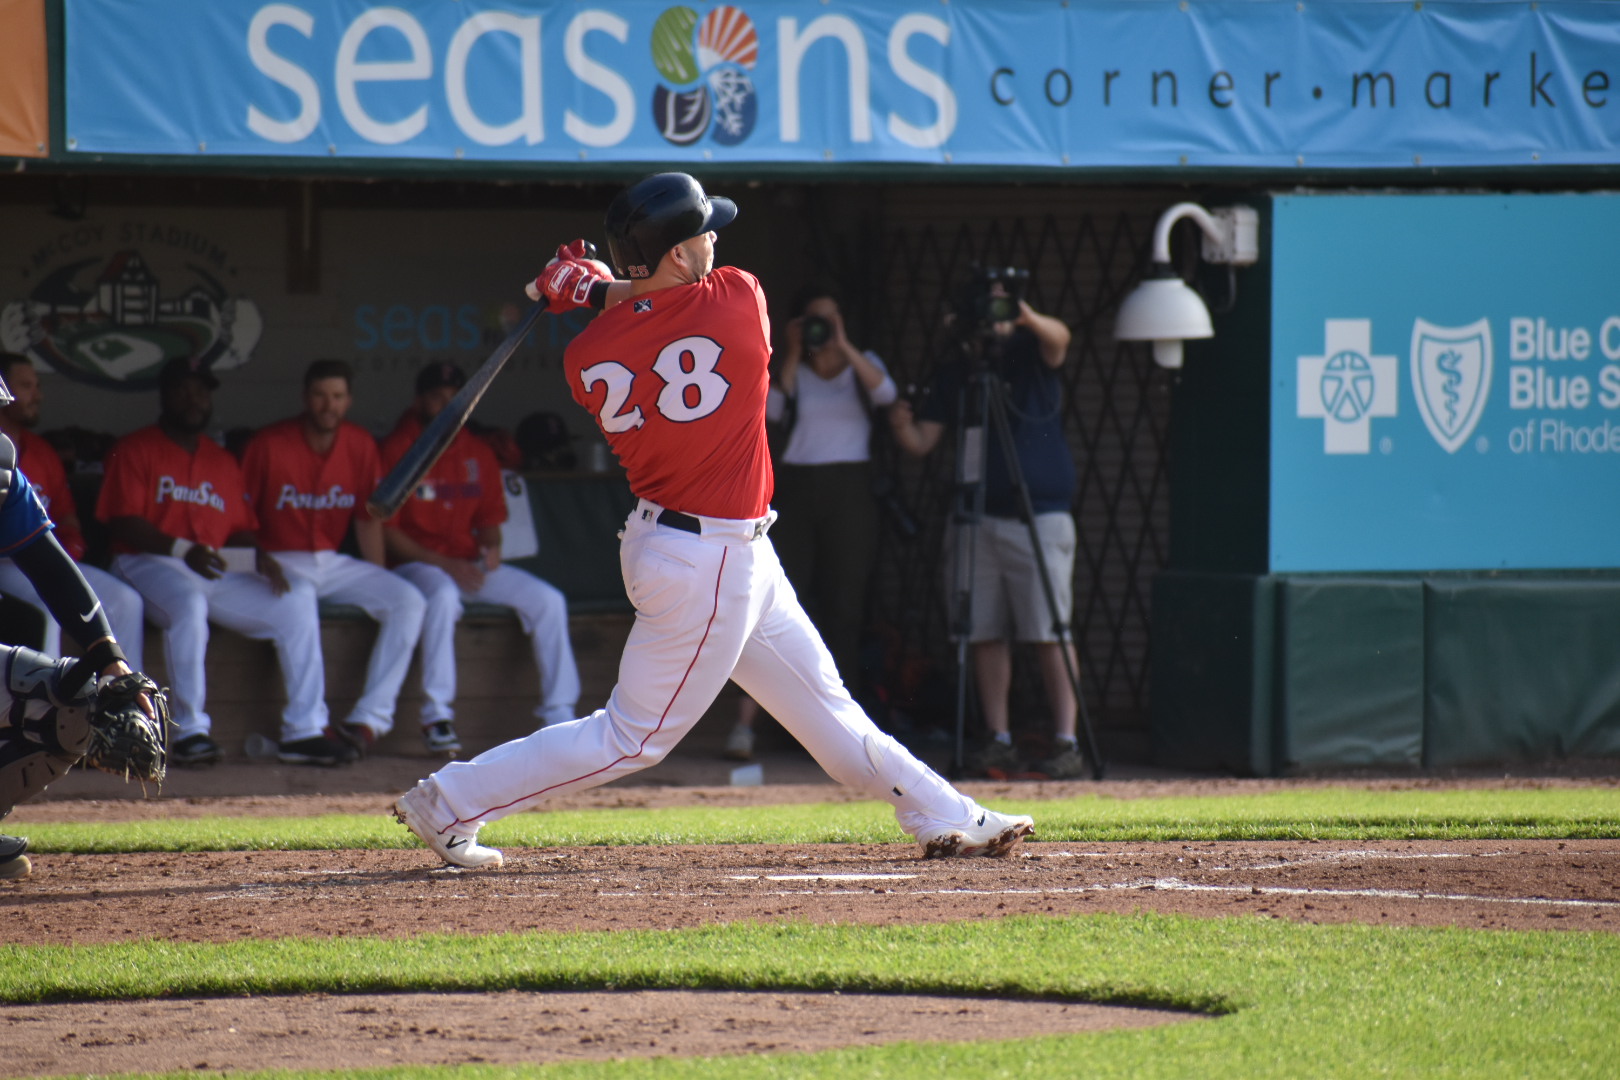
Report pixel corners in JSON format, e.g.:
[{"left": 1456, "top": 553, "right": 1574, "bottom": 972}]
[{"left": 1114, "top": 276, "right": 1214, "bottom": 343}]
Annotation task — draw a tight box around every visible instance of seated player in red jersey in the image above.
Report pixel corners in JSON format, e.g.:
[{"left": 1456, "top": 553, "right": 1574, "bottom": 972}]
[
  {"left": 241, "top": 360, "right": 426, "bottom": 757},
  {"left": 97, "top": 357, "right": 355, "bottom": 767},
  {"left": 380, "top": 361, "right": 579, "bottom": 756},
  {"left": 0, "top": 353, "right": 146, "bottom": 667}
]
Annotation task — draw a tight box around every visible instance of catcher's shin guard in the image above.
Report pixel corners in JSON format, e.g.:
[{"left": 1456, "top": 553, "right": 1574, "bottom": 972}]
[{"left": 0, "top": 645, "right": 95, "bottom": 816}]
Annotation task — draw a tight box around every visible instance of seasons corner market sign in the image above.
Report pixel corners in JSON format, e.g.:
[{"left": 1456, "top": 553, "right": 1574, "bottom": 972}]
[{"left": 64, "top": 0, "right": 1620, "bottom": 169}]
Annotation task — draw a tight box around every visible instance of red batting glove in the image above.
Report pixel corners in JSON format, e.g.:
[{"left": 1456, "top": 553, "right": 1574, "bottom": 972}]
[{"left": 533, "top": 258, "right": 607, "bottom": 312}]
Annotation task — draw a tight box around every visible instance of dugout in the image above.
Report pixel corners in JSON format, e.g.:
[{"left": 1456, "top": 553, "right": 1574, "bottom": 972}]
[{"left": 3, "top": 1, "right": 1619, "bottom": 772}]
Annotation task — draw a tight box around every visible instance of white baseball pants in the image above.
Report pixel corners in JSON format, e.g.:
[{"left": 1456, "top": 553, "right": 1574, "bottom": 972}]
[
  {"left": 271, "top": 551, "right": 426, "bottom": 737},
  {"left": 0, "top": 559, "right": 146, "bottom": 669},
  {"left": 393, "top": 561, "right": 580, "bottom": 729},
  {"left": 112, "top": 553, "right": 328, "bottom": 742},
  {"left": 430, "top": 500, "right": 983, "bottom": 839}
]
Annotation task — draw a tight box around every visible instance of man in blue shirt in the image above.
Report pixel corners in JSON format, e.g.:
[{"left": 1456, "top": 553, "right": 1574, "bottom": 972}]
[{"left": 889, "top": 270, "right": 1084, "bottom": 779}]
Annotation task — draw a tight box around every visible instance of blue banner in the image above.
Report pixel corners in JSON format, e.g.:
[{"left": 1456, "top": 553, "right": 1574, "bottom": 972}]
[
  {"left": 62, "top": 0, "right": 1620, "bottom": 167},
  {"left": 1271, "top": 193, "right": 1620, "bottom": 572}
]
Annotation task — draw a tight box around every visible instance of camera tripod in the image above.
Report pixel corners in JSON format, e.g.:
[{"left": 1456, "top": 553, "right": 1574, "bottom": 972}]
[{"left": 945, "top": 335, "right": 1105, "bottom": 781}]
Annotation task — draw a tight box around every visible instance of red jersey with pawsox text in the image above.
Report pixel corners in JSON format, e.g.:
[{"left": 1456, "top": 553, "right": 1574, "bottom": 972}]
[
  {"left": 242, "top": 418, "right": 382, "bottom": 553},
  {"left": 379, "top": 411, "right": 506, "bottom": 561},
  {"left": 565, "top": 264, "right": 773, "bottom": 520},
  {"left": 96, "top": 426, "right": 256, "bottom": 552},
  {"left": 8, "top": 427, "right": 85, "bottom": 560}
]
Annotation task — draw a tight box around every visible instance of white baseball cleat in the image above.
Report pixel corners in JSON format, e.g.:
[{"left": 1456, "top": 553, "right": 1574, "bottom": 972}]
[
  {"left": 917, "top": 808, "right": 1034, "bottom": 859},
  {"left": 393, "top": 779, "right": 504, "bottom": 869}
]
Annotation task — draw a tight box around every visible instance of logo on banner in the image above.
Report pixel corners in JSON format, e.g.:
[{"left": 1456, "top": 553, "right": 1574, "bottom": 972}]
[
  {"left": 1297, "top": 319, "right": 1398, "bottom": 453},
  {"left": 1410, "top": 317, "right": 1492, "bottom": 454},
  {"left": 650, "top": 6, "right": 759, "bottom": 147},
  {"left": 1, "top": 225, "right": 260, "bottom": 391}
]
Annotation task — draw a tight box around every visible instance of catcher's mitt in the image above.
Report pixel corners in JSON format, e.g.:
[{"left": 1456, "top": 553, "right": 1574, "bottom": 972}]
[{"left": 82, "top": 672, "right": 170, "bottom": 784}]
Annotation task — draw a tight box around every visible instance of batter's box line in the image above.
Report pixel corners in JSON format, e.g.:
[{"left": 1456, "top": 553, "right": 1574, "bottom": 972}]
[{"left": 1120, "top": 877, "right": 1620, "bottom": 910}]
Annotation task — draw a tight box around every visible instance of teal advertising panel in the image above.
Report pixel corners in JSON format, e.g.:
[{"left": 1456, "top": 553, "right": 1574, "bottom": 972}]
[
  {"left": 1271, "top": 192, "right": 1620, "bottom": 571},
  {"left": 62, "top": 0, "right": 1620, "bottom": 168}
]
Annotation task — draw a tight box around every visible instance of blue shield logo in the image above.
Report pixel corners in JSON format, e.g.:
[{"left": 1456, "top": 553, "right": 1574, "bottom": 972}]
[{"left": 1410, "top": 317, "right": 1492, "bottom": 454}]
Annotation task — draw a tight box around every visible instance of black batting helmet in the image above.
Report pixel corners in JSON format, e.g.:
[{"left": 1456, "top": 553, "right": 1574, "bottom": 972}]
[{"left": 605, "top": 173, "right": 737, "bottom": 279}]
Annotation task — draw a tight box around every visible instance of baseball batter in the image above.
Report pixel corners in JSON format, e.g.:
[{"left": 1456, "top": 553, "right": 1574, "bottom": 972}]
[
  {"left": 98, "top": 357, "right": 351, "bottom": 767},
  {"left": 0, "top": 353, "right": 146, "bottom": 666},
  {"left": 394, "top": 173, "right": 1033, "bottom": 868},
  {"left": 241, "top": 360, "right": 426, "bottom": 754}
]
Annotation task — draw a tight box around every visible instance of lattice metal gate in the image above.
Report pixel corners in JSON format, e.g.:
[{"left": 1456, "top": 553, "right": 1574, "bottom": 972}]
[{"left": 793, "top": 185, "right": 1178, "bottom": 738}]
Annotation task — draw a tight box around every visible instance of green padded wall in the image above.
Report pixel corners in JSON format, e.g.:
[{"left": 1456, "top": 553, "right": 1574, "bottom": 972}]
[
  {"left": 1276, "top": 578, "right": 1424, "bottom": 770},
  {"left": 1424, "top": 577, "right": 1620, "bottom": 766}
]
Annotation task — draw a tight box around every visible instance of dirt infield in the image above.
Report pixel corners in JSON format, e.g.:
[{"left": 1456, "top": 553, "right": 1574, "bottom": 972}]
[{"left": 3, "top": 777, "right": 1616, "bottom": 1074}]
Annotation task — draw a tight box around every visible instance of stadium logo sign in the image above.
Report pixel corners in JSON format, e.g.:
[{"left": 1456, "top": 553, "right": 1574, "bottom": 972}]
[
  {"left": 650, "top": 5, "right": 759, "bottom": 147},
  {"left": 1, "top": 223, "right": 260, "bottom": 391},
  {"left": 1411, "top": 317, "right": 1493, "bottom": 454},
  {"left": 1296, "top": 318, "right": 1398, "bottom": 454}
]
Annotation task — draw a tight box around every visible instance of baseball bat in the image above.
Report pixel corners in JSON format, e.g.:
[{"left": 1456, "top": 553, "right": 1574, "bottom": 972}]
[{"left": 366, "top": 300, "right": 548, "bottom": 520}]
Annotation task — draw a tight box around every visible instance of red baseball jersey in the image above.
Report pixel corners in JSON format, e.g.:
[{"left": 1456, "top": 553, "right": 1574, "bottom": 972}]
[
  {"left": 242, "top": 418, "right": 381, "bottom": 553},
  {"left": 379, "top": 412, "right": 507, "bottom": 561},
  {"left": 97, "top": 426, "right": 256, "bottom": 553},
  {"left": 565, "top": 264, "right": 773, "bottom": 520},
  {"left": 8, "top": 427, "right": 84, "bottom": 560}
]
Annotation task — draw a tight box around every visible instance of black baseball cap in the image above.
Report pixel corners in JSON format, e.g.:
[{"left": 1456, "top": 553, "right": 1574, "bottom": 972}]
[
  {"left": 158, "top": 356, "right": 220, "bottom": 390},
  {"left": 415, "top": 361, "right": 467, "bottom": 394}
]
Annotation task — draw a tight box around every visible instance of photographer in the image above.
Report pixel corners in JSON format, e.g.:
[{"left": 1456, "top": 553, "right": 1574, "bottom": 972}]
[
  {"left": 888, "top": 268, "right": 1084, "bottom": 779},
  {"left": 725, "top": 287, "right": 897, "bottom": 761}
]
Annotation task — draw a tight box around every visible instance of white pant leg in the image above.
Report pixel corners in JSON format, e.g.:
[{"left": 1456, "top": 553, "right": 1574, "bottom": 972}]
[
  {"left": 0, "top": 560, "right": 145, "bottom": 668},
  {"left": 201, "top": 570, "right": 328, "bottom": 742},
  {"left": 393, "top": 562, "right": 460, "bottom": 726},
  {"left": 114, "top": 554, "right": 213, "bottom": 738},
  {"left": 294, "top": 552, "right": 425, "bottom": 736},
  {"left": 431, "top": 522, "right": 755, "bottom": 826},
  {"left": 730, "top": 540, "right": 980, "bottom": 837},
  {"left": 464, "top": 564, "right": 579, "bottom": 726}
]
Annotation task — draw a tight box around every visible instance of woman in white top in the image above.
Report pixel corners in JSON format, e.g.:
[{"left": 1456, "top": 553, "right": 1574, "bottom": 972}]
[{"left": 725, "top": 289, "right": 897, "bottom": 760}]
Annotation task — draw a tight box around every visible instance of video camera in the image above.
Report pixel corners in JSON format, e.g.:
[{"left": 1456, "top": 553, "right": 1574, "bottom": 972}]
[{"left": 958, "top": 265, "right": 1031, "bottom": 338}]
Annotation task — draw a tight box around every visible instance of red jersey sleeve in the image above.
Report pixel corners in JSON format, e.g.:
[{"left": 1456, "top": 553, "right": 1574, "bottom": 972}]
[
  {"left": 352, "top": 431, "right": 383, "bottom": 523},
  {"left": 96, "top": 435, "right": 150, "bottom": 522},
  {"left": 14, "top": 432, "right": 83, "bottom": 560},
  {"left": 240, "top": 428, "right": 270, "bottom": 509},
  {"left": 470, "top": 438, "right": 508, "bottom": 530}
]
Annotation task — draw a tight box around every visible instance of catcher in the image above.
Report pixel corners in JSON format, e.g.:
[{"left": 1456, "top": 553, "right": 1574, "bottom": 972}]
[{"left": 0, "top": 376, "right": 167, "bottom": 881}]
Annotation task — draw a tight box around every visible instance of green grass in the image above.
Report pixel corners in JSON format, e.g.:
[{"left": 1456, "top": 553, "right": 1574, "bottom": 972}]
[
  {"left": 3, "top": 915, "right": 1617, "bottom": 1078},
  {"left": 15, "top": 786, "right": 1619, "bottom": 853}
]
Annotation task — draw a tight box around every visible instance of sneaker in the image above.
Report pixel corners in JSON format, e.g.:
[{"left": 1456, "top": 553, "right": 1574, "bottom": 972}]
[
  {"left": 722, "top": 723, "right": 754, "bottom": 762},
  {"left": 393, "top": 778, "right": 503, "bottom": 869},
  {"left": 336, "top": 721, "right": 379, "bottom": 758},
  {"left": 170, "top": 733, "right": 223, "bottom": 766},
  {"left": 422, "top": 721, "right": 461, "bottom": 756},
  {"left": 0, "top": 835, "right": 30, "bottom": 881},
  {"left": 964, "top": 738, "right": 1021, "bottom": 777},
  {"left": 917, "top": 808, "right": 1035, "bottom": 859},
  {"left": 277, "top": 731, "right": 360, "bottom": 766},
  {"left": 1032, "top": 744, "right": 1088, "bottom": 780}
]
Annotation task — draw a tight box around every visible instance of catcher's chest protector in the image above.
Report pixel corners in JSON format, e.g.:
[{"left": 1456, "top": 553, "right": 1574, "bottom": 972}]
[{"left": 0, "top": 646, "right": 94, "bottom": 818}]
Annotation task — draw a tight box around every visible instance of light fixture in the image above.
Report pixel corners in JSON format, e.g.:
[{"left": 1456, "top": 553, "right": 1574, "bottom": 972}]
[{"left": 1115, "top": 202, "right": 1258, "bottom": 369}]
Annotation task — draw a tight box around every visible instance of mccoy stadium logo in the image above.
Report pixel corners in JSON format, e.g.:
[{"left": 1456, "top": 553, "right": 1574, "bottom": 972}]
[
  {"left": 650, "top": 5, "right": 759, "bottom": 147},
  {"left": 1, "top": 222, "right": 260, "bottom": 391}
]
